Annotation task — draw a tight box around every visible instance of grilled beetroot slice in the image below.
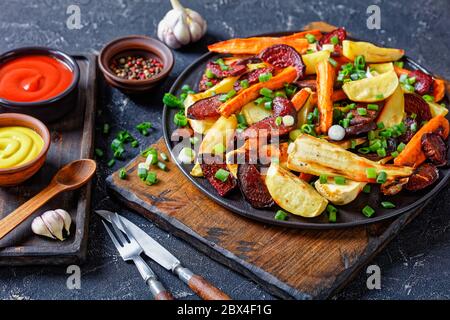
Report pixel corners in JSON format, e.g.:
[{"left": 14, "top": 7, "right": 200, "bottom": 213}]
[
  {"left": 404, "top": 93, "right": 432, "bottom": 124},
  {"left": 200, "top": 161, "right": 237, "bottom": 197},
  {"left": 399, "top": 117, "right": 419, "bottom": 144},
  {"left": 186, "top": 95, "right": 223, "bottom": 120},
  {"left": 409, "top": 70, "right": 433, "bottom": 95},
  {"left": 234, "top": 66, "right": 275, "bottom": 91},
  {"left": 198, "top": 74, "right": 219, "bottom": 92},
  {"left": 240, "top": 97, "right": 297, "bottom": 139},
  {"left": 207, "top": 60, "right": 247, "bottom": 79},
  {"left": 237, "top": 164, "right": 274, "bottom": 208},
  {"left": 259, "top": 44, "right": 306, "bottom": 79},
  {"left": 233, "top": 56, "right": 262, "bottom": 66},
  {"left": 318, "top": 27, "right": 347, "bottom": 56},
  {"left": 405, "top": 163, "right": 439, "bottom": 191},
  {"left": 346, "top": 121, "right": 377, "bottom": 137},
  {"left": 421, "top": 133, "right": 447, "bottom": 166}
]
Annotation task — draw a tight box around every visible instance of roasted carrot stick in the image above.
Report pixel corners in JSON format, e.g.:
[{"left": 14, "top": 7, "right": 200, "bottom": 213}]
[
  {"left": 394, "top": 66, "right": 446, "bottom": 102},
  {"left": 208, "top": 30, "right": 322, "bottom": 55},
  {"left": 291, "top": 88, "right": 311, "bottom": 111},
  {"left": 316, "top": 60, "right": 335, "bottom": 133},
  {"left": 394, "top": 115, "right": 449, "bottom": 167},
  {"left": 219, "top": 66, "right": 298, "bottom": 117}
]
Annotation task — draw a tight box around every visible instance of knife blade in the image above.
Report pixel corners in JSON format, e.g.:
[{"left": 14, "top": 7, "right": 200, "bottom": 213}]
[
  {"left": 96, "top": 210, "right": 180, "bottom": 271},
  {"left": 95, "top": 210, "right": 231, "bottom": 300}
]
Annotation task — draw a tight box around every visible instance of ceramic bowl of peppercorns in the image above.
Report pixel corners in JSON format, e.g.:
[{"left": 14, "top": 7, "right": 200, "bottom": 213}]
[{"left": 99, "top": 35, "right": 174, "bottom": 93}]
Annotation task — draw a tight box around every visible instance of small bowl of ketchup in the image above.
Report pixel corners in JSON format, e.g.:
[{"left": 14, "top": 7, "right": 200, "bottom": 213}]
[{"left": 0, "top": 47, "right": 80, "bottom": 123}]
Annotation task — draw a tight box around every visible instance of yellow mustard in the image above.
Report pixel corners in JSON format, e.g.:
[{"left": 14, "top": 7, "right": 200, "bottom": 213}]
[{"left": 0, "top": 126, "right": 44, "bottom": 169}]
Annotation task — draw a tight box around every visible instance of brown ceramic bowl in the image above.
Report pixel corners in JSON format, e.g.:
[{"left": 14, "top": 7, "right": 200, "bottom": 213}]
[
  {"left": 0, "top": 47, "right": 80, "bottom": 123},
  {"left": 0, "top": 113, "right": 51, "bottom": 187},
  {"left": 98, "top": 35, "right": 174, "bottom": 93}
]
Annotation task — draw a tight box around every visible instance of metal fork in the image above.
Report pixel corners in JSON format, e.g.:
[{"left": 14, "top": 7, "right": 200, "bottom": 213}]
[{"left": 102, "top": 213, "right": 173, "bottom": 300}]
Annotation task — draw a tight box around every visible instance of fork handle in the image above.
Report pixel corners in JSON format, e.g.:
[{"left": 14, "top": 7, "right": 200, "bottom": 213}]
[
  {"left": 147, "top": 278, "right": 174, "bottom": 300},
  {"left": 174, "top": 266, "right": 231, "bottom": 300}
]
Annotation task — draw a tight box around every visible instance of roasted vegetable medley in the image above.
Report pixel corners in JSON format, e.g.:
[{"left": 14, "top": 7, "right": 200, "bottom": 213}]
[{"left": 163, "top": 28, "right": 449, "bottom": 222}]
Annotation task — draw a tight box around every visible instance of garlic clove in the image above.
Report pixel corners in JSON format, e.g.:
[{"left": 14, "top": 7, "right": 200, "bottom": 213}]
[
  {"left": 31, "top": 216, "right": 56, "bottom": 240},
  {"left": 188, "top": 20, "right": 203, "bottom": 43},
  {"left": 173, "top": 14, "right": 191, "bottom": 45},
  {"left": 41, "top": 210, "right": 65, "bottom": 241},
  {"left": 55, "top": 209, "right": 71, "bottom": 235}
]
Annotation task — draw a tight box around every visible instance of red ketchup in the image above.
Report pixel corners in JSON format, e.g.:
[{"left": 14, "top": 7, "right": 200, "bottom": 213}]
[{"left": 0, "top": 55, "right": 73, "bottom": 103}]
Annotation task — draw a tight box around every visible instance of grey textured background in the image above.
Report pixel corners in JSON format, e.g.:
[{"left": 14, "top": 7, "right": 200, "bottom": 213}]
[{"left": 0, "top": 0, "right": 449, "bottom": 300}]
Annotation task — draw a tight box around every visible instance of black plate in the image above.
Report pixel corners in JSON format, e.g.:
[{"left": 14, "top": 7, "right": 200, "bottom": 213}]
[{"left": 163, "top": 31, "right": 450, "bottom": 229}]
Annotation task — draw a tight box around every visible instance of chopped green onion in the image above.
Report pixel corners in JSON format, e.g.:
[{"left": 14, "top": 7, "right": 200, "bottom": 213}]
[
  {"left": 181, "top": 84, "right": 192, "bottom": 92},
  {"left": 397, "top": 142, "right": 406, "bottom": 152},
  {"left": 394, "top": 61, "right": 404, "bottom": 68},
  {"left": 341, "top": 118, "right": 350, "bottom": 128},
  {"left": 119, "top": 168, "right": 127, "bottom": 179},
  {"left": 137, "top": 167, "right": 148, "bottom": 180},
  {"left": 366, "top": 168, "right": 377, "bottom": 179},
  {"left": 377, "top": 122, "right": 385, "bottom": 130},
  {"left": 190, "top": 136, "right": 199, "bottom": 145},
  {"left": 274, "top": 210, "right": 288, "bottom": 221},
  {"left": 173, "top": 112, "right": 188, "bottom": 127},
  {"left": 260, "top": 87, "right": 273, "bottom": 98},
  {"left": 163, "top": 93, "right": 183, "bottom": 108},
  {"left": 95, "top": 148, "right": 104, "bottom": 158},
  {"left": 330, "top": 35, "right": 339, "bottom": 45},
  {"left": 391, "top": 151, "right": 399, "bottom": 157},
  {"left": 407, "top": 77, "right": 416, "bottom": 85},
  {"left": 358, "top": 147, "right": 370, "bottom": 154},
  {"left": 399, "top": 74, "right": 408, "bottom": 84},
  {"left": 259, "top": 72, "right": 272, "bottom": 83},
  {"left": 284, "top": 83, "right": 297, "bottom": 97},
  {"left": 377, "top": 148, "right": 387, "bottom": 157},
  {"left": 264, "top": 100, "right": 273, "bottom": 110},
  {"left": 375, "top": 94, "right": 384, "bottom": 100},
  {"left": 402, "top": 83, "right": 415, "bottom": 92},
  {"left": 368, "top": 130, "right": 376, "bottom": 141},
  {"left": 367, "top": 104, "right": 379, "bottom": 111},
  {"left": 145, "top": 171, "right": 158, "bottom": 185},
  {"left": 319, "top": 174, "right": 328, "bottom": 184},
  {"left": 362, "top": 205, "right": 375, "bottom": 218},
  {"left": 205, "top": 69, "right": 215, "bottom": 79},
  {"left": 328, "top": 57, "right": 338, "bottom": 68},
  {"left": 275, "top": 116, "right": 282, "bottom": 126},
  {"left": 381, "top": 201, "right": 396, "bottom": 209},
  {"left": 362, "top": 185, "right": 371, "bottom": 193},
  {"left": 410, "top": 122, "right": 418, "bottom": 132},
  {"left": 422, "top": 94, "right": 434, "bottom": 102},
  {"left": 369, "top": 140, "right": 382, "bottom": 152},
  {"left": 136, "top": 122, "right": 152, "bottom": 136},
  {"left": 327, "top": 205, "right": 338, "bottom": 222},
  {"left": 334, "top": 176, "right": 346, "bottom": 185},
  {"left": 131, "top": 140, "right": 139, "bottom": 148},
  {"left": 376, "top": 171, "right": 387, "bottom": 184},
  {"left": 215, "top": 168, "right": 230, "bottom": 182},
  {"left": 351, "top": 140, "right": 357, "bottom": 149},
  {"left": 357, "top": 108, "right": 367, "bottom": 116},
  {"left": 107, "top": 159, "right": 116, "bottom": 168},
  {"left": 157, "top": 161, "right": 167, "bottom": 171},
  {"left": 240, "top": 79, "right": 249, "bottom": 89},
  {"left": 305, "top": 33, "right": 316, "bottom": 44},
  {"left": 354, "top": 55, "right": 365, "bottom": 70},
  {"left": 205, "top": 81, "right": 213, "bottom": 88},
  {"left": 301, "top": 124, "right": 313, "bottom": 134},
  {"left": 103, "top": 123, "right": 110, "bottom": 134}
]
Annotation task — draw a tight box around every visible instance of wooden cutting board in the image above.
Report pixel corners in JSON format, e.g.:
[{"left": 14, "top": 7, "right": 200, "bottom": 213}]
[
  {"left": 0, "top": 54, "right": 96, "bottom": 265},
  {"left": 106, "top": 22, "right": 448, "bottom": 299},
  {"left": 106, "top": 138, "right": 429, "bottom": 299}
]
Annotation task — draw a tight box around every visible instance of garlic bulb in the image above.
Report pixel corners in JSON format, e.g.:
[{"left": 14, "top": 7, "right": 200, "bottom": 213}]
[
  {"left": 31, "top": 209, "right": 71, "bottom": 241},
  {"left": 157, "top": 0, "right": 207, "bottom": 49}
]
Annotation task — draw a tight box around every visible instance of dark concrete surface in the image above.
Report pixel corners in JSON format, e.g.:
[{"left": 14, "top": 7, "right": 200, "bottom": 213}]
[{"left": 0, "top": 0, "right": 449, "bottom": 300}]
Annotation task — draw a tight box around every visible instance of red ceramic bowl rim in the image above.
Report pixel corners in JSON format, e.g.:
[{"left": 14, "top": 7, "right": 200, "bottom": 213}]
[
  {"left": 0, "top": 113, "right": 51, "bottom": 174},
  {"left": 0, "top": 47, "right": 80, "bottom": 107},
  {"left": 98, "top": 35, "right": 174, "bottom": 85}
]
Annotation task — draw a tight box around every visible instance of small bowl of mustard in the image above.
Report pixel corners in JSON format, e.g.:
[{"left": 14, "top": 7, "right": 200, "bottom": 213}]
[{"left": 0, "top": 113, "right": 51, "bottom": 187}]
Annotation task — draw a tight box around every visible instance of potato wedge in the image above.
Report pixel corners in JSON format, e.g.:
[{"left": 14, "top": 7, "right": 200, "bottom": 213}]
[
  {"left": 265, "top": 163, "right": 328, "bottom": 218},
  {"left": 287, "top": 134, "right": 413, "bottom": 182},
  {"left": 315, "top": 178, "right": 365, "bottom": 205},
  {"left": 199, "top": 115, "right": 237, "bottom": 154},
  {"left": 342, "top": 70, "right": 398, "bottom": 102},
  {"left": 241, "top": 101, "right": 273, "bottom": 125},
  {"left": 377, "top": 84, "right": 405, "bottom": 128},
  {"left": 343, "top": 40, "right": 404, "bottom": 63},
  {"left": 368, "top": 62, "right": 394, "bottom": 74},
  {"left": 302, "top": 50, "right": 330, "bottom": 75},
  {"left": 185, "top": 77, "right": 239, "bottom": 134},
  {"left": 428, "top": 101, "right": 449, "bottom": 117}
]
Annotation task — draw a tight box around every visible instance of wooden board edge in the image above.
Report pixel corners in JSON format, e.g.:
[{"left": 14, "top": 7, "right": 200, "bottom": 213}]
[{"left": 106, "top": 174, "right": 312, "bottom": 300}]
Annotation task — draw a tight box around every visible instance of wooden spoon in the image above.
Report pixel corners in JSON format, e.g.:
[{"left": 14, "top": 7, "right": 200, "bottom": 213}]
[{"left": 0, "top": 159, "right": 96, "bottom": 240}]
